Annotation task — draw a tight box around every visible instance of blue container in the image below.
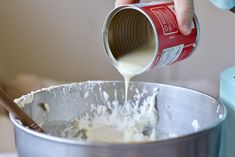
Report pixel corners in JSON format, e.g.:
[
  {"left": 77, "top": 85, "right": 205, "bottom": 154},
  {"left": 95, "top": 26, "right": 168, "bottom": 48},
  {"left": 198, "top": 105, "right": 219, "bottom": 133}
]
[{"left": 220, "top": 66, "right": 235, "bottom": 157}]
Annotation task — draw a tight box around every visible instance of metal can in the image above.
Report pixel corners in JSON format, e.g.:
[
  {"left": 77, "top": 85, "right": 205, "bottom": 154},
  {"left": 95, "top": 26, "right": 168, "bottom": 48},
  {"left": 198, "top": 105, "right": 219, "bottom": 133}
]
[{"left": 103, "top": 1, "right": 200, "bottom": 75}]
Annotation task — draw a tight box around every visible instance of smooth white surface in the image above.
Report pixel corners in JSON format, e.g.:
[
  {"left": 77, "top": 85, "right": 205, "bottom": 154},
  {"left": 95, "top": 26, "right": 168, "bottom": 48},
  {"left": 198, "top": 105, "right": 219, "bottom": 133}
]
[{"left": 117, "top": 50, "right": 154, "bottom": 76}]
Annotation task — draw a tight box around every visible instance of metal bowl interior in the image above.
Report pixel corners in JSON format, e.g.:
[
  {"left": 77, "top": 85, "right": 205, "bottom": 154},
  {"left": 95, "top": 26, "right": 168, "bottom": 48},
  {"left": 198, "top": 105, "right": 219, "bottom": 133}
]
[{"left": 11, "top": 81, "right": 225, "bottom": 142}]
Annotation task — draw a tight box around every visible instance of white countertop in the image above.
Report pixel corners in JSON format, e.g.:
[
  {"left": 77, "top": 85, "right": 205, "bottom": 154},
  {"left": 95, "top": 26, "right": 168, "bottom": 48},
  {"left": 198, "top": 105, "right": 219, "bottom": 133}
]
[{"left": 0, "top": 116, "right": 16, "bottom": 153}]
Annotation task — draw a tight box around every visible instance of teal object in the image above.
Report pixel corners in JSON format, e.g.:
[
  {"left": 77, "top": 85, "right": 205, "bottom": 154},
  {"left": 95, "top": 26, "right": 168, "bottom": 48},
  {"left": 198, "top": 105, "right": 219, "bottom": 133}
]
[
  {"left": 220, "top": 66, "right": 235, "bottom": 157},
  {"left": 210, "top": 0, "right": 235, "bottom": 10}
]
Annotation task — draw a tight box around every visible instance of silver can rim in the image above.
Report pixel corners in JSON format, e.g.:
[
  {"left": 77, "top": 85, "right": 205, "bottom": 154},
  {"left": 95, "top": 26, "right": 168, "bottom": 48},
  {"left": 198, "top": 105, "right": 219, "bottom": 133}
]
[{"left": 102, "top": 5, "right": 159, "bottom": 76}]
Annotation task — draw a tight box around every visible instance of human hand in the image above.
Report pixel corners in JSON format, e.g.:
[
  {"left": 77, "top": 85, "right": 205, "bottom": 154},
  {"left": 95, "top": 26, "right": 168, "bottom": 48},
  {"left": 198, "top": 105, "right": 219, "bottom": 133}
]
[{"left": 115, "top": 0, "right": 194, "bottom": 35}]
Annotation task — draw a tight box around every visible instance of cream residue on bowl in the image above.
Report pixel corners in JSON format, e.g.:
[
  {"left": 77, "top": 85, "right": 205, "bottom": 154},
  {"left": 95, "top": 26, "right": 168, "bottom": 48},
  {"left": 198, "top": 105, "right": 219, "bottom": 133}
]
[{"left": 60, "top": 91, "right": 158, "bottom": 143}]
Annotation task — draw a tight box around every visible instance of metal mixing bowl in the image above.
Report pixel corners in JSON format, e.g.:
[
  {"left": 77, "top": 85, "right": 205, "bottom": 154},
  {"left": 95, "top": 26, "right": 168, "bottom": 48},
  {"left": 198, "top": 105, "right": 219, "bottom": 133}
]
[{"left": 10, "top": 81, "right": 226, "bottom": 157}]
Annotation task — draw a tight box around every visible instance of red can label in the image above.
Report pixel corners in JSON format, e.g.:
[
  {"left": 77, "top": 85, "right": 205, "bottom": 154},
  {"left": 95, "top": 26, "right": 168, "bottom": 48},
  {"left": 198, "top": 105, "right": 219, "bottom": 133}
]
[{"left": 137, "top": 2, "right": 199, "bottom": 68}]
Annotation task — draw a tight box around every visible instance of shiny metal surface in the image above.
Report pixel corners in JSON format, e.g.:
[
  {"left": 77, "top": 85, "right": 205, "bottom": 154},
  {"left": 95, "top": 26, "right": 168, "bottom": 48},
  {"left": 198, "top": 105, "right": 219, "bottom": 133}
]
[
  {"left": 103, "top": 7, "right": 156, "bottom": 75},
  {"left": 104, "top": 8, "right": 155, "bottom": 59},
  {"left": 10, "top": 81, "right": 226, "bottom": 157}
]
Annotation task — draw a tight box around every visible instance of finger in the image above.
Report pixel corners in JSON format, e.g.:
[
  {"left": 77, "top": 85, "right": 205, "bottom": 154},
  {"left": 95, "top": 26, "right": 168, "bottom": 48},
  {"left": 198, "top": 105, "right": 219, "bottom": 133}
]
[
  {"left": 174, "top": 0, "right": 195, "bottom": 35},
  {"left": 115, "top": 0, "right": 140, "bottom": 7}
]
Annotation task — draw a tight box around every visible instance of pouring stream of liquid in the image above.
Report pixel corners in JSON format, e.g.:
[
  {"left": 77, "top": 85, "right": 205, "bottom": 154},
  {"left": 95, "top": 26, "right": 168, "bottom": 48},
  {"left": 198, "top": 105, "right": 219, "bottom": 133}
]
[{"left": 117, "top": 44, "right": 155, "bottom": 101}]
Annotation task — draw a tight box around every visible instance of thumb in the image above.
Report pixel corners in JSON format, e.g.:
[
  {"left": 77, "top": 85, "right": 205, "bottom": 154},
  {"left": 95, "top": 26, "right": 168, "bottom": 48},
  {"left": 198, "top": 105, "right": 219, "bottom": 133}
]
[
  {"left": 174, "top": 0, "right": 195, "bottom": 35},
  {"left": 115, "top": 0, "right": 140, "bottom": 7}
]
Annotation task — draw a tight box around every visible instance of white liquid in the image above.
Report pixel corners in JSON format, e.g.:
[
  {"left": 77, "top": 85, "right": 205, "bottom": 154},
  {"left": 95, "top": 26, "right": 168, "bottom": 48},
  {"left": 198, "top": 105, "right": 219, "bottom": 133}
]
[
  {"left": 117, "top": 43, "right": 155, "bottom": 101},
  {"left": 61, "top": 92, "right": 158, "bottom": 142}
]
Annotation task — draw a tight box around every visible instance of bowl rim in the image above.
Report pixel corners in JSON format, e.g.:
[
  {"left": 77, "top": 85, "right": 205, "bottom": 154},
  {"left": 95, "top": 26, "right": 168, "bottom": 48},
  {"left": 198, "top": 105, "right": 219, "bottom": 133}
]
[{"left": 9, "top": 80, "right": 227, "bottom": 147}]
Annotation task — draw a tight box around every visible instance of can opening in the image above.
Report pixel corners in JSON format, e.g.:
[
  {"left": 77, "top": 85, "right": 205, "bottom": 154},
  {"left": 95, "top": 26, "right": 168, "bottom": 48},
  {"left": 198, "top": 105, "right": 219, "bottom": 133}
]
[{"left": 106, "top": 8, "right": 156, "bottom": 75}]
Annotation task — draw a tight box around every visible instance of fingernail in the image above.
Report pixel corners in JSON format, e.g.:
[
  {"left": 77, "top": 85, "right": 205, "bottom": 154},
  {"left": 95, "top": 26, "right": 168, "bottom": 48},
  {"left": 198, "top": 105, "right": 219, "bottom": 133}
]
[{"left": 182, "top": 21, "right": 192, "bottom": 35}]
